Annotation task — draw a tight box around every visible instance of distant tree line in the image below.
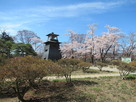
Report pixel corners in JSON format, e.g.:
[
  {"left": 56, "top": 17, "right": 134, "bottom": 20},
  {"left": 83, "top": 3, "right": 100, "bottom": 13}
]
[{"left": 0, "top": 30, "right": 44, "bottom": 59}]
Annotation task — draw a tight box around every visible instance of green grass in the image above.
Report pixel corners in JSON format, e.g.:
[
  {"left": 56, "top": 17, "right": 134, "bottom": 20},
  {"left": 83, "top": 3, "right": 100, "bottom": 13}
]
[
  {"left": 72, "top": 69, "right": 114, "bottom": 75},
  {"left": 126, "top": 74, "right": 136, "bottom": 79},
  {"left": 42, "top": 77, "right": 136, "bottom": 102},
  {"left": 0, "top": 76, "right": 136, "bottom": 102},
  {"left": 91, "top": 87, "right": 102, "bottom": 92}
]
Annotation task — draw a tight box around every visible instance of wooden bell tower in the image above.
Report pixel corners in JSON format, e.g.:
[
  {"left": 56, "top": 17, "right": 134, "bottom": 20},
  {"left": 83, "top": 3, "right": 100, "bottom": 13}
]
[{"left": 42, "top": 32, "right": 61, "bottom": 60}]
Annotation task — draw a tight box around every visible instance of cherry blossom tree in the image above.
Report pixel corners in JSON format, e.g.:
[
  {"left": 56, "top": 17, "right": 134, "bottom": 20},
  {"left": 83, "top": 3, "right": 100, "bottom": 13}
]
[
  {"left": 61, "top": 30, "right": 83, "bottom": 58},
  {"left": 61, "top": 24, "right": 123, "bottom": 63},
  {"left": 14, "top": 30, "right": 44, "bottom": 53},
  {"left": 84, "top": 24, "right": 97, "bottom": 63},
  {"left": 30, "top": 37, "right": 43, "bottom": 52},
  {"left": 119, "top": 33, "right": 136, "bottom": 59},
  {"left": 96, "top": 25, "right": 122, "bottom": 62},
  {"left": 61, "top": 41, "right": 81, "bottom": 58},
  {"left": 61, "top": 24, "right": 97, "bottom": 62},
  {"left": 15, "top": 30, "right": 38, "bottom": 44}
]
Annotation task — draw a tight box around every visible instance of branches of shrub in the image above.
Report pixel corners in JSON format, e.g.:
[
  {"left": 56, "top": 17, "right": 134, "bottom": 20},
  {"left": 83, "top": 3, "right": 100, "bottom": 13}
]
[
  {"left": 0, "top": 56, "right": 54, "bottom": 102},
  {"left": 0, "top": 57, "right": 93, "bottom": 101},
  {"left": 95, "top": 62, "right": 107, "bottom": 71},
  {"left": 58, "top": 58, "right": 81, "bottom": 83},
  {"left": 112, "top": 60, "right": 136, "bottom": 79},
  {"left": 78, "top": 62, "right": 92, "bottom": 72}
]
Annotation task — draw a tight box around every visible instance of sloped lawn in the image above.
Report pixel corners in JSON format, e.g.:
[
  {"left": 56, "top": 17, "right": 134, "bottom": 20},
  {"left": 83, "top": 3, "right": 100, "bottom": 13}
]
[{"left": 0, "top": 76, "right": 136, "bottom": 102}]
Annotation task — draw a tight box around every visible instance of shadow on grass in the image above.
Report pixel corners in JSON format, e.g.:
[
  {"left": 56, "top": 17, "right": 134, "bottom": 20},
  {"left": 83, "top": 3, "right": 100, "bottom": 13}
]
[
  {"left": 84, "top": 70, "right": 99, "bottom": 73},
  {"left": 28, "top": 81, "right": 75, "bottom": 102},
  {"left": 102, "top": 70, "right": 113, "bottom": 73},
  {"left": 83, "top": 69, "right": 99, "bottom": 73},
  {"left": 29, "top": 81, "right": 97, "bottom": 102},
  {"left": 0, "top": 80, "right": 98, "bottom": 102},
  {"left": 0, "top": 88, "right": 16, "bottom": 98},
  {"left": 71, "top": 80, "right": 98, "bottom": 86}
]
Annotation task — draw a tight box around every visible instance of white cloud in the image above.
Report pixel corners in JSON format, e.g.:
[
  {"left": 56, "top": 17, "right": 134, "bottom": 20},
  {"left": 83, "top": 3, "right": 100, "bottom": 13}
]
[
  {"left": 0, "top": 1, "right": 126, "bottom": 21},
  {"left": 1, "top": 24, "right": 21, "bottom": 28},
  {"left": 0, "top": 23, "right": 30, "bottom": 35},
  {"left": 29, "top": 1, "right": 125, "bottom": 17},
  {"left": 0, "top": 0, "right": 131, "bottom": 35}
]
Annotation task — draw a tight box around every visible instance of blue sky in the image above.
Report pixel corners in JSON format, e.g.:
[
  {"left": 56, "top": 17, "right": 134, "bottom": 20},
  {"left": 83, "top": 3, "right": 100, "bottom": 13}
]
[{"left": 0, "top": 0, "right": 136, "bottom": 42}]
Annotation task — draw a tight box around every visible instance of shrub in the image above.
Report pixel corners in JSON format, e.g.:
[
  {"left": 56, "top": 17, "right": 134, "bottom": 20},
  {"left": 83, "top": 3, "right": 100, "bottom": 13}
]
[
  {"left": 111, "top": 60, "right": 136, "bottom": 79},
  {"left": 78, "top": 62, "right": 92, "bottom": 72},
  {"left": 0, "top": 56, "right": 6, "bottom": 65},
  {"left": 0, "top": 56, "right": 53, "bottom": 102},
  {"left": 58, "top": 58, "right": 81, "bottom": 83},
  {"left": 118, "top": 62, "right": 135, "bottom": 79},
  {"left": 96, "top": 62, "right": 107, "bottom": 71},
  {"left": 129, "top": 61, "right": 136, "bottom": 72},
  {"left": 111, "top": 60, "right": 122, "bottom": 66}
]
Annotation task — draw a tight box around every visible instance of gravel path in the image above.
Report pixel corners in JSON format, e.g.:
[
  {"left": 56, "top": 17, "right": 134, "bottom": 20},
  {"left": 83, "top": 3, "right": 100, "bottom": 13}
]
[
  {"left": 43, "top": 73, "right": 120, "bottom": 80},
  {"left": 90, "top": 66, "right": 119, "bottom": 72},
  {"left": 43, "top": 66, "right": 135, "bottom": 80},
  {"left": 43, "top": 66, "right": 120, "bottom": 80}
]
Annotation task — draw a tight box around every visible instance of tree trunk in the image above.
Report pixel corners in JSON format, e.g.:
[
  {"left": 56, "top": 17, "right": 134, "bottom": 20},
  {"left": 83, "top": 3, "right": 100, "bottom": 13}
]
[
  {"left": 91, "top": 55, "right": 95, "bottom": 64},
  {"left": 15, "top": 80, "right": 29, "bottom": 102},
  {"left": 15, "top": 81, "right": 26, "bottom": 102},
  {"left": 98, "top": 67, "right": 102, "bottom": 71}
]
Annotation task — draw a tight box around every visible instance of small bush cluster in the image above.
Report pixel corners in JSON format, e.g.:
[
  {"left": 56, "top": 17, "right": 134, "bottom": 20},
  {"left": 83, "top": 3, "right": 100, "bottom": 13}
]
[
  {"left": 112, "top": 60, "right": 136, "bottom": 79},
  {"left": 95, "top": 62, "right": 107, "bottom": 71}
]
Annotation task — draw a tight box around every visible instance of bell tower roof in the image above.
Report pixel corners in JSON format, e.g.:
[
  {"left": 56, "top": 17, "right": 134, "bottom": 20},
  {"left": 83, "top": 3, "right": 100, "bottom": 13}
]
[
  {"left": 45, "top": 32, "right": 60, "bottom": 44},
  {"left": 47, "top": 32, "right": 59, "bottom": 37}
]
